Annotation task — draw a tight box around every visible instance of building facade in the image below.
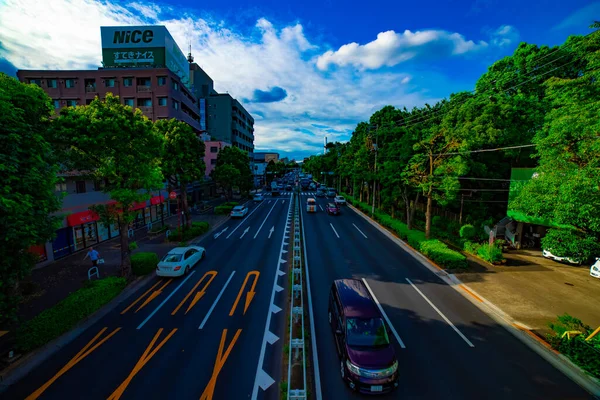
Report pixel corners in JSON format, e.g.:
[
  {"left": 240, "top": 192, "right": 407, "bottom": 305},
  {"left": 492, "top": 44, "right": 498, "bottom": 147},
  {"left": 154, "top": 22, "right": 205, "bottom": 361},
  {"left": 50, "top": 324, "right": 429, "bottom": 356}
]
[
  {"left": 205, "top": 93, "right": 254, "bottom": 156},
  {"left": 204, "top": 140, "right": 232, "bottom": 178}
]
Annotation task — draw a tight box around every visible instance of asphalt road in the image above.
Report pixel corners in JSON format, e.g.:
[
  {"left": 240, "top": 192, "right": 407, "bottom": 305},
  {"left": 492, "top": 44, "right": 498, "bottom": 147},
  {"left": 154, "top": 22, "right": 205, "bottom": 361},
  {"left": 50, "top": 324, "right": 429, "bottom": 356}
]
[
  {"left": 299, "top": 192, "right": 594, "bottom": 400},
  {"left": 2, "top": 195, "right": 294, "bottom": 400}
]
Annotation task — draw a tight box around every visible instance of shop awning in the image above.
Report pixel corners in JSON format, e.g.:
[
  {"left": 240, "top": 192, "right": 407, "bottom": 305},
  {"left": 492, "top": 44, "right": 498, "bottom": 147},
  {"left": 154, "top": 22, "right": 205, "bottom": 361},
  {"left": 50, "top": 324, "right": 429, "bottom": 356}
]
[
  {"left": 150, "top": 195, "right": 165, "bottom": 205},
  {"left": 67, "top": 210, "right": 99, "bottom": 227},
  {"left": 130, "top": 201, "right": 147, "bottom": 211}
]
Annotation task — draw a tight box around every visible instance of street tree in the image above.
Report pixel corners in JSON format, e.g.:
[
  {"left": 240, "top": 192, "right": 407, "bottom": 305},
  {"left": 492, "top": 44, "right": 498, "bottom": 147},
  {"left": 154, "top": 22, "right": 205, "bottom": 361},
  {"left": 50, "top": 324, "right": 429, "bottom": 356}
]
[
  {"left": 155, "top": 119, "right": 205, "bottom": 228},
  {"left": 50, "top": 93, "right": 164, "bottom": 280},
  {"left": 0, "top": 74, "right": 61, "bottom": 325},
  {"left": 211, "top": 146, "right": 252, "bottom": 198},
  {"left": 212, "top": 164, "right": 241, "bottom": 200}
]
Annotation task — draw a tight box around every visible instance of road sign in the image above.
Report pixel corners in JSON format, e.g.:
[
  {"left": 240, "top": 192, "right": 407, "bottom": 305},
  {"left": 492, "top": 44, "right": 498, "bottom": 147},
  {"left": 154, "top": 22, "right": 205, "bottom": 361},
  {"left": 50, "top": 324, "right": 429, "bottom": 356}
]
[{"left": 169, "top": 191, "right": 177, "bottom": 200}]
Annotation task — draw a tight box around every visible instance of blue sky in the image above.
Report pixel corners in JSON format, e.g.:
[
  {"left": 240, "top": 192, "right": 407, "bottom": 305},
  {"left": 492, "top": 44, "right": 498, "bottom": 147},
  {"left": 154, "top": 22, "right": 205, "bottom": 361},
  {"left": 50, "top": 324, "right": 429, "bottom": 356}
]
[{"left": 0, "top": 0, "right": 597, "bottom": 160}]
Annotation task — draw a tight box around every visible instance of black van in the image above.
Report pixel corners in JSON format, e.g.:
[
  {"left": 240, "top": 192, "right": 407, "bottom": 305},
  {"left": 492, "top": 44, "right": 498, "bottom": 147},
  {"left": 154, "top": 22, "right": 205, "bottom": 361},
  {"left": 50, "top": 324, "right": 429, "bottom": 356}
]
[{"left": 328, "top": 279, "right": 399, "bottom": 394}]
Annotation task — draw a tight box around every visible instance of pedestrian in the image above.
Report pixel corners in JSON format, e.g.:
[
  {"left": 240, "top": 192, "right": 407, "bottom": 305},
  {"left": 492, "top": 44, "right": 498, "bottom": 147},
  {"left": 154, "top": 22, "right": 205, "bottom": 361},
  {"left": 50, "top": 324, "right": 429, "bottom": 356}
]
[{"left": 84, "top": 246, "right": 101, "bottom": 267}]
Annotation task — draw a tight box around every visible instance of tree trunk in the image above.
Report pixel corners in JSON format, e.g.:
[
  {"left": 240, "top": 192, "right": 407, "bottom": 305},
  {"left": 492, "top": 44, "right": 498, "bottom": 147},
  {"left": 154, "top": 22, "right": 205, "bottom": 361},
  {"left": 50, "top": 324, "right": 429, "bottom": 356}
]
[
  {"left": 391, "top": 204, "right": 395, "bottom": 219},
  {"left": 425, "top": 186, "right": 433, "bottom": 239},
  {"left": 119, "top": 222, "right": 132, "bottom": 280},
  {"left": 181, "top": 185, "right": 191, "bottom": 228},
  {"left": 409, "top": 192, "right": 420, "bottom": 231}
]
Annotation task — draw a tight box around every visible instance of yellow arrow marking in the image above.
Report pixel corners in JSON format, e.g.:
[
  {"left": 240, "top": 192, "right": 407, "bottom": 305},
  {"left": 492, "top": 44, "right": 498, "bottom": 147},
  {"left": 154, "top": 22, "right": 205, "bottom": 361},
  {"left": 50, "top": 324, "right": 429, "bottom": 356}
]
[
  {"left": 171, "top": 271, "right": 218, "bottom": 315},
  {"left": 107, "top": 328, "right": 177, "bottom": 400},
  {"left": 121, "top": 279, "right": 167, "bottom": 315},
  {"left": 199, "top": 329, "right": 242, "bottom": 400},
  {"left": 26, "top": 327, "right": 121, "bottom": 400},
  {"left": 0, "top": 331, "right": 8, "bottom": 339},
  {"left": 134, "top": 280, "right": 172, "bottom": 313},
  {"left": 229, "top": 271, "right": 260, "bottom": 316}
]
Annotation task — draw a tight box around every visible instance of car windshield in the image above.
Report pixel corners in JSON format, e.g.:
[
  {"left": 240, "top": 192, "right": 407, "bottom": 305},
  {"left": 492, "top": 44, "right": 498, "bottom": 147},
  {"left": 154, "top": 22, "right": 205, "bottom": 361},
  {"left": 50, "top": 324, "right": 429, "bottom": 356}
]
[
  {"left": 337, "top": 197, "right": 345, "bottom": 200},
  {"left": 161, "top": 253, "right": 182, "bottom": 262},
  {"left": 328, "top": 203, "right": 337, "bottom": 208},
  {"left": 346, "top": 318, "right": 389, "bottom": 347}
]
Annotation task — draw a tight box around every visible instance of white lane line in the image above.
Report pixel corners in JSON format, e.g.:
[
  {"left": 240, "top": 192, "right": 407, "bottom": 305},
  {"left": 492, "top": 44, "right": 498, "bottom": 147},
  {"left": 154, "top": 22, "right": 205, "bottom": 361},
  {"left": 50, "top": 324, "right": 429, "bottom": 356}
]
[
  {"left": 199, "top": 270, "right": 236, "bottom": 329},
  {"left": 361, "top": 279, "right": 406, "bottom": 349},
  {"left": 254, "top": 199, "right": 279, "bottom": 239},
  {"left": 406, "top": 278, "right": 475, "bottom": 347},
  {"left": 301, "top": 197, "right": 323, "bottom": 400},
  {"left": 252, "top": 196, "right": 293, "bottom": 399},
  {"left": 319, "top": 205, "right": 324, "bottom": 211},
  {"left": 352, "top": 223, "right": 368, "bottom": 239},
  {"left": 329, "top": 223, "right": 340, "bottom": 238},
  {"left": 137, "top": 271, "right": 196, "bottom": 329},
  {"left": 226, "top": 202, "right": 265, "bottom": 239}
]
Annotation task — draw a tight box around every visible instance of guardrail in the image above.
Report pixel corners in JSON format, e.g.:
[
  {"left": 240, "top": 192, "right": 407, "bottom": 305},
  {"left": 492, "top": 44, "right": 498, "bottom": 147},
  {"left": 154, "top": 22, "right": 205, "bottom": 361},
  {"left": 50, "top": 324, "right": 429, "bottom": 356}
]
[{"left": 287, "top": 194, "right": 307, "bottom": 399}]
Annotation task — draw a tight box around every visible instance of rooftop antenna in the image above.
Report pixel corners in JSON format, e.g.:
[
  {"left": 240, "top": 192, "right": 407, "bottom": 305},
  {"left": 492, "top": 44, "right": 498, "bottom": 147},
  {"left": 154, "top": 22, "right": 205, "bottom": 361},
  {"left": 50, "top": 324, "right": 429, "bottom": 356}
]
[{"left": 186, "top": 28, "right": 194, "bottom": 63}]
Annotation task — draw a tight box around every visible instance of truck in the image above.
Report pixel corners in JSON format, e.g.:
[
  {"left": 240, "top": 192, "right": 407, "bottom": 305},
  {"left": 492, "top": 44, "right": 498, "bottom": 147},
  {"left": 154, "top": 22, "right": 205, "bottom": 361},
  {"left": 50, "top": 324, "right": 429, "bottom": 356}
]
[{"left": 271, "top": 180, "right": 280, "bottom": 196}]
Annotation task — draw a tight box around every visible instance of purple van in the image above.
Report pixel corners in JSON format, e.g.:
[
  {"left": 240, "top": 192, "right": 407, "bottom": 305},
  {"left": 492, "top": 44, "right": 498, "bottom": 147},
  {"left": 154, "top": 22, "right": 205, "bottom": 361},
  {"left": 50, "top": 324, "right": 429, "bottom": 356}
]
[{"left": 328, "top": 279, "right": 399, "bottom": 394}]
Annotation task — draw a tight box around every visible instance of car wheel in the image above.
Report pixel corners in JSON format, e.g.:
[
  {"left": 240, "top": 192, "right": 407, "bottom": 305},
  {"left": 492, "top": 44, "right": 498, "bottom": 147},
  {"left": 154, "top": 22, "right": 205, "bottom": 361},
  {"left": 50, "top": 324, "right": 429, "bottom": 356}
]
[{"left": 340, "top": 359, "right": 345, "bottom": 380}]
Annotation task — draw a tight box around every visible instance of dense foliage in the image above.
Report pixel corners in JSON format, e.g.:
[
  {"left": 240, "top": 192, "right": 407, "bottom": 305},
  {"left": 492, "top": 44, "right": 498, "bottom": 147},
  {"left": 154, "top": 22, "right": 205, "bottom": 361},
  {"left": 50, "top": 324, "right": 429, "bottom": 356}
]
[
  {"left": 131, "top": 252, "right": 159, "bottom": 276},
  {"left": 211, "top": 146, "right": 252, "bottom": 199}
]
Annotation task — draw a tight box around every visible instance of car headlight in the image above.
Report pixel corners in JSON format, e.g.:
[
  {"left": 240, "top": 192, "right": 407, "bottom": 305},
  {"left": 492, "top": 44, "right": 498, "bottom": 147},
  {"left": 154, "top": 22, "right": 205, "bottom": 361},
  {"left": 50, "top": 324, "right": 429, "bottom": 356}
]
[
  {"left": 345, "top": 359, "right": 361, "bottom": 376},
  {"left": 345, "top": 360, "right": 398, "bottom": 378}
]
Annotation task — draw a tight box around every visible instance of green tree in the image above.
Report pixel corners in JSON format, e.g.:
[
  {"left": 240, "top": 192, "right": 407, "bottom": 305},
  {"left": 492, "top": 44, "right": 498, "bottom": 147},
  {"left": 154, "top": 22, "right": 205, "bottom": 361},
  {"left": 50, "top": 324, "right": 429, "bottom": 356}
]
[
  {"left": 50, "top": 93, "right": 164, "bottom": 280},
  {"left": 266, "top": 159, "right": 285, "bottom": 183},
  {"left": 211, "top": 146, "right": 252, "bottom": 199},
  {"left": 213, "top": 164, "right": 241, "bottom": 199},
  {"left": 155, "top": 119, "right": 205, "bottom": 228},
  {"left": 0, "top": 74, "right": 61, "bottom": 325}
]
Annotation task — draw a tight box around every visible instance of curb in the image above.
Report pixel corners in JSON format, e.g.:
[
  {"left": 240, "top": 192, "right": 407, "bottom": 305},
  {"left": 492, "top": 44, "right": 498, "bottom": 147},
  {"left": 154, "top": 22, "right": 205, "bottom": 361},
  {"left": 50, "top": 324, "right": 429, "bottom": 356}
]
[
  {"left": 0, "top": 273, "right": 154, "bottom": 392},
  {"left": 347, "top": 203, "right": 600, "bottom": 397}
]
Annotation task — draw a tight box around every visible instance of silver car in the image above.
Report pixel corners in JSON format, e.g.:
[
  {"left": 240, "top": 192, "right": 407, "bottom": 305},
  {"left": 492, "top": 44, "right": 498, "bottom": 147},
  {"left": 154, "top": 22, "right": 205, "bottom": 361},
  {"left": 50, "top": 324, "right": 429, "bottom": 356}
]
[{"left": 156, "top": 246, "right": 206, "bottom": 277}]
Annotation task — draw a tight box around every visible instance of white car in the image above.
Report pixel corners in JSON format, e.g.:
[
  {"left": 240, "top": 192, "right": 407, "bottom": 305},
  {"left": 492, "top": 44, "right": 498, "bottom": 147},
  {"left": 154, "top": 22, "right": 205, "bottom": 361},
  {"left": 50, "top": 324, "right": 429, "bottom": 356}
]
[
  {"left": 253, "top": 193, "right": 264, "bottom": 202},
  {"left": 156, "top": 246, "right": 206, "bottom": 277},
  {"left": 230, "top": 205, "right": 249, "bottom": 218},
  {"left": 334, "top": 196, "right": 346, "bottom": 206},
  {"left": 591, "top": 258, "right": 600, "bottom": 278},
  {"left": 542, "top": 249, "right": 582, "bottom": 265}
]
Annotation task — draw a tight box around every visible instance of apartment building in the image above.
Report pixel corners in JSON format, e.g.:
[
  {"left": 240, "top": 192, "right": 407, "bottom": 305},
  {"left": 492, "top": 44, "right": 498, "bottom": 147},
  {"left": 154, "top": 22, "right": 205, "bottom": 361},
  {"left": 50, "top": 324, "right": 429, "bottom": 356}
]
[{"left": 206, "top": 93, "right": 254, "bottom": 156}]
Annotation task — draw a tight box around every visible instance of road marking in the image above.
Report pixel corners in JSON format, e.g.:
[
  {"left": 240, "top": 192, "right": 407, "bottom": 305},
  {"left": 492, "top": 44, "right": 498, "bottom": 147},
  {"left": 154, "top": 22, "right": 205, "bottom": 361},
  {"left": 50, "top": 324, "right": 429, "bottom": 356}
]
[
  {"left": 136, "top": 272, "right": 196, "bottom": 329},
  {"left": 172, "top": 271, "right": 218, "bottom": 315},
  {"left": 361, "top": 279, "right": 406, "bottom": 349},
  {"left": 319, "top": 205, "right": 323, "bottom": 211},
  {"left": 257, "top": 369, "right": 275, "bottom": 391},
  {"left": 213, "top": 226, "right": 228, "bottom": 239},
  {"left": 406, "top": 278, "right": 474, "bottom": 347},
  {"left": 329, "top": 222, "right": 340, "bottom": 238},
  {"left": 352, "top": 223, "right": 368, "bottom": 238},
  {"left": 268, "top": 226, "right": 275, "bottom": 238},
  {"left": 121, "top": 279, "right": 166, "bottom": 314},
  {"left": 226, "top": 201, "right": 266, "bottom": 238},
  {"left": 200, "top": 270, "right": 236, "bottom": 329},
  {"left": 266, "top": 331, "right": 279, "bottom": 344},
  {"left": 134, "top": 279, "right": 172, "bottom": 313},
  {"left": 26, "top": 327, "right": 121, "bottom": 400},
  {"left": 107, "top": 328, "right": 177, "bottom": 400},
  {"left": 254, "top": 199, "right": 279, "bottom": 239},
  {"left": 0, "top": 331, "right": 8, "bottom": 339},
  {"left": 229, "top": 271, "right": 260, "bottom": 316},
  {"left": 240, "top": 226, "right": 250, "bottom": 239},
  {"left": 200, "top": 328, "right": 242, "bottom": 400},
  {"left": 268, "top": 200, "right": 272, "bottom": 204},
  {"left": 252, "top": 195, "right": 293, "bottom": 399}
]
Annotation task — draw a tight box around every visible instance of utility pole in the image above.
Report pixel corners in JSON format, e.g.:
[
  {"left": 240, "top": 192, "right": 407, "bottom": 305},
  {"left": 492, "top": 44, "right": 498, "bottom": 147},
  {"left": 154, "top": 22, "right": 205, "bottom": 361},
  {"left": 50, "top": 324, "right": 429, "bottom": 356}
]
[{"left": 459, "top": 191, "right": 473, "bottom": 225}]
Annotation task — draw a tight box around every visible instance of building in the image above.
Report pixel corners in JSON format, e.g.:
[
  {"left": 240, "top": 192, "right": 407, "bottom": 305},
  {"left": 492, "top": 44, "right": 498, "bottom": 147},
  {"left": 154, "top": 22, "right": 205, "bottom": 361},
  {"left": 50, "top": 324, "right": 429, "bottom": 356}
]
[
  {"left": 206, "top": 93, "right": 254, "bottom": 156},
  {"left": 204, "top": 140, "right": 231, "bottom": 177}
]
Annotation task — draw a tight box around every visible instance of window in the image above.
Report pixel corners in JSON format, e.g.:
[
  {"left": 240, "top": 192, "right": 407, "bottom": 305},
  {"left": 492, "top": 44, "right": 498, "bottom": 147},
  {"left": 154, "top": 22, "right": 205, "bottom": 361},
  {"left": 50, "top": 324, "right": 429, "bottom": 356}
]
[
  {"left": 66, "top": 100, "right": 77, "bottom": 107},
  {"left": 137, "top": 78, "right": 151, "bottom": 86},
  {"left": 52, "top": 100, "right": 60, "bottom": 109},
  {"left": 123, "top": 78, "right": 133, "bottom": 87},
  {"left": 47, "top": 79, "right": 57, "bottom": 88},
  {"left": 105, "top": 78, "right": 115, "bottom": 87},
  {"left": 210, "top": 146, "right": 218, "bottom": 153},
  {"left": 172, "top": 100, "right": 179, "bottom": 110},
  {"left": 211, "top": 159, "right": 217, "bottom": 165},
  {"left": 346, "top": 318, "right": 389, "bottom": 347},
  {"left": 157, "top": 76, "right": 167, "bottom": 86},
  {"left": 93, "top": 180, "right": 105, "bottom": 191},
  {"left": 124, "top": 98, "right": 134, "bottom": 107},
  {"left": 55, "top": 182, "right": 67, "bottom": 192},
  {"left": 158, "top": 97, "right": 167, "bottom": 106},
  {"left": 28, "top": 78, "right": 41, "bottom": 86},
  {"left": 65, "top": 79, "right": 75, "bottom": 88},
  {"left": 137, "top": 98, "right": 152, "bottom": 107},
  {"left": 172, "top": 80, "right": 179, "bottom": 91},
  {"left": 75, "top": 181, "right": 86, "bottom": 194}
]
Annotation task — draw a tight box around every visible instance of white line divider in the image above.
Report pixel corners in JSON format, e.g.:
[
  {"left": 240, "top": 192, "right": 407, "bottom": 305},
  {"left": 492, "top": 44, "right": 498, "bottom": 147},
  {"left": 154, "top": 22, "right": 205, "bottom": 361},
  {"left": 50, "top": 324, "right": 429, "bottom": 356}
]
[
  {"left": 319, "top": 205, "right": 324, "bottom": 211},
  {"left": 252, "top": 195, "right": 294, "bottom": 399},
  {"left": 352, "top": 223, "right": 368, "bottom": 239},
  {"left": 406, "top": 278, "right": 475, "bottom": 347},
  {"left": 361, "top": 278, "right": 406, "bottom": 349},
  {"left": 329, "top": 223, "right": 340, "bottom": 238},
  {"left": 199, "top": 271, "right": 236, "bottom": 329},
  {"left": 254, "top": 199, "right": 279, "bottom": 239},
  {"left": 226, "top": 201, "right": 266, "bottom": 239},
  {"left": 137, "top": 270, "right": 196, "bottom": 330}
]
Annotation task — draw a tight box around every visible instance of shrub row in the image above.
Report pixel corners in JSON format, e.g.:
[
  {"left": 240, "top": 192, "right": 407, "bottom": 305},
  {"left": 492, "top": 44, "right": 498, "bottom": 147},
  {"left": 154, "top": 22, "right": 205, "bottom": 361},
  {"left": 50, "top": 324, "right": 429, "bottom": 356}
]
[
  {"left": 343, "top": 194, "right": 467, "bottom": 269},
  {"left": 463, "top": 241, "right": 504, "bottom": 263},
  {"left": 215, "top": 205, "right": 235, "bottom": 215},
  {"left": 167, "top": 221, "right": 210, "bottom": 241},
  {"left": 16, "top": 277, "right": 127, "bottom": 352},
  {"left": 131, "top": 252, "right": 159, "bottom": 276}
]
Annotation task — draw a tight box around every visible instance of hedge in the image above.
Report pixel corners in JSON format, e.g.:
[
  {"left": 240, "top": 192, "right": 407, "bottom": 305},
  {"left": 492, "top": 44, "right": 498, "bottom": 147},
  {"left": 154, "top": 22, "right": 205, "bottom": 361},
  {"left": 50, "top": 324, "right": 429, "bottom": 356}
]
[
  {"left": 223, "top": 201, "right": 238, "bottom": 207},
  {"left": 420, "top": 240, "right": 468, "bottom": 269},
  {"left": 16, "top": 277, "right": 127, "bottom": 352},
  {"left": 131, "top": 252, "right": 159, "bottom": 276},
  {"left": 215, "top": 205, "right": 235, "bottom": 215},
  {"left": 167, "top": 221, "right": 210, "bottom": 241}
]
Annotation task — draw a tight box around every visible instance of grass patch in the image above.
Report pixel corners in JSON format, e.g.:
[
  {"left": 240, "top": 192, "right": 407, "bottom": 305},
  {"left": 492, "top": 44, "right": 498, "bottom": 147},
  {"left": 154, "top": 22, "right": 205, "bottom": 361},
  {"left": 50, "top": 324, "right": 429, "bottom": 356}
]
[
  {"left": 16, "top": 277, "right": 127, "bottom": 352},
  {"left": 131, "top": 252, "right": 159, "bottom": 276}
]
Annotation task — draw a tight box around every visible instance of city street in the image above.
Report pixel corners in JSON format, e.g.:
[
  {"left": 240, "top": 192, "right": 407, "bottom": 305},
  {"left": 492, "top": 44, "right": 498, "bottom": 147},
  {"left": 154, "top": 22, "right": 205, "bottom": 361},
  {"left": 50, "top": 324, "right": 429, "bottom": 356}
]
[
  {"left": 1, "top": 195, "right": 294, "bottom": 400},
  {"left": 300, "top": 193, "right": 593, "bottom": 400}
]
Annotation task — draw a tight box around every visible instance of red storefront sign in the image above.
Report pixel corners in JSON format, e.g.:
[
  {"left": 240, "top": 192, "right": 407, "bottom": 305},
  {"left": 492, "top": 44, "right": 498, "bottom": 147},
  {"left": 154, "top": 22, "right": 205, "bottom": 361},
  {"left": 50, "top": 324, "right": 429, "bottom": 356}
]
[
  {"left": 67, "top": 210, "right": 100, "bottom": 227},
  {"left": 150, "top": 195, "right": 165, "bottom": 205}
]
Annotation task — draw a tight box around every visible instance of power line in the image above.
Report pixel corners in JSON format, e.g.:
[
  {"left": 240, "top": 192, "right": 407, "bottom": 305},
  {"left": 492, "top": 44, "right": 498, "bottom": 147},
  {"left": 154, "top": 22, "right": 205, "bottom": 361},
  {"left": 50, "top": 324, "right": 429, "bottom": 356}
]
[{"left": 436, "top": 143, "right": 536, "bottom": 156}]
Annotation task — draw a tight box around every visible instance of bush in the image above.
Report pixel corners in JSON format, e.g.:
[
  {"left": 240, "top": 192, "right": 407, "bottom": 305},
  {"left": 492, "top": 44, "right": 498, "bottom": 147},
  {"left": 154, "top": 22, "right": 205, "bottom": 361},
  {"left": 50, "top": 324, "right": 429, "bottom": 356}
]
[
  {"left": 460, "top": 224, "right": 476, "bottom": 240},
  {"left": 477, "top": 243, "right": 504, "bottom": 263},
  {"left": 167, "top": 221, "right": 210, "bottom": 242},
  {"left": 407, "top": 230, "right": 426, "bottom": 249},
  {"left": 128, "top": 241, "right": 138, "bottom": 251},
  {"left": 223, "top": 201, "right": 238, "bottom": 207},
  {"left": 420, "top": 240, "right": 468, "bottom": 269},
  {"left": 214, "top": 205, "right": 234, "bottom": 215},
  {"left": 541, "top": 229, "right": 599, "bottom": 263},
  {"left": 131, "top": 252, "right": 159, "bottom": 276},
  {"left": 16, "top": 277, "right": 127, "bottom": 352},
  {"left": 463, "top": 240, "right": 481, "bottom": 255}
]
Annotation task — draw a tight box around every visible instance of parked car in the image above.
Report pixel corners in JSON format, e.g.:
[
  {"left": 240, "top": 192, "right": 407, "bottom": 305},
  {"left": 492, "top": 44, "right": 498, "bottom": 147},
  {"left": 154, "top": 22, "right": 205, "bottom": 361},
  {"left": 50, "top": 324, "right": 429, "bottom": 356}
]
[
  {"left": 307, "top": 198, "right": 317, "bottom": 213},
  {"left": 326, "top": 203, "right": 341, "bottom": 215},
  {"left": 335, "top": 196, "right": 347, "bottom": 206},
  {"left": 156, "top": 246, "right": 206, "bottom": 277},
  {"left": 254, "top": 193, "right": 264, "bottom": 202},
  {"left": 591, "top": 258, "right": 600, "bottom": 278},
  {"left": 328, "top": 279, "right": 399, "bottom": 394},
  {"left": 542, "top": 249, "right": 582, "bottom": 265},
  {"left": 230, "top": 205, "right": 249, "bottom": 218},
  {"left": 327, "top": 190, "right": 337, "bottom": 198}
]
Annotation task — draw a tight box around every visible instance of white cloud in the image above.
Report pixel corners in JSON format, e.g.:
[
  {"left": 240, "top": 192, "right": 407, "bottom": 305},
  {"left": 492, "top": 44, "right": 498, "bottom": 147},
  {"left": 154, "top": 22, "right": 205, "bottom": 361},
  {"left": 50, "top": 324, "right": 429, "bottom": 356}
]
[
  {"left": 490, "top": 25, "right": 519, "bottom": 47},
  {"left": 316, "top": 29, "right": 488, "bottom": 71},
  {"left": 0, "top": 0, "right": 444, "bottom": 157}
]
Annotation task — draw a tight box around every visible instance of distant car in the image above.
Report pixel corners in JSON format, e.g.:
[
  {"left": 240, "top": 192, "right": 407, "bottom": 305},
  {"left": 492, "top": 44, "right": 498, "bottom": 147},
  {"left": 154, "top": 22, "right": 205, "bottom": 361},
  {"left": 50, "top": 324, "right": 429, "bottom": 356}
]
[
  {"left": 156, "top": 246, "right": 206, "bottom": 277},
  {"left": 230, "top": 205, "right": 249, "bottom": 218},
  {"left": 316, "top": 190, "right": 326, "bottom": 198},
  {"left": 327, "top": 190, "right": 337, "bottom": 198},
  {"left": 326, "top": 202, "right": 340, "bottom": 215},
  {"left": 542, "top": 249, "right": 582, "bottom": 265},
  {"left": 334, "top": 196, "right": 346, "bottom": 206},
  {"left": 286, "top": 185, "right": 292, "bottom": 191},
  {"left": 254, "top": 193, "right": 264, "bottom": 202},
  {"left": 590, "top": 258, "right": 600, "bottom": 278},
  {"left": 307, "top": 198, "right": 317, "bottom": 213}
]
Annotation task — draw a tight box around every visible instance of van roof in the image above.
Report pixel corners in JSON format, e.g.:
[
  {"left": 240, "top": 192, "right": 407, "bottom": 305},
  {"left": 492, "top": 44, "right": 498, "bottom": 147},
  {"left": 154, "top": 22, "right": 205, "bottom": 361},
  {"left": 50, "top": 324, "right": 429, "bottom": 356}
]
[{"left": 334, "top": 279, "right": 380, "bottom": 319}]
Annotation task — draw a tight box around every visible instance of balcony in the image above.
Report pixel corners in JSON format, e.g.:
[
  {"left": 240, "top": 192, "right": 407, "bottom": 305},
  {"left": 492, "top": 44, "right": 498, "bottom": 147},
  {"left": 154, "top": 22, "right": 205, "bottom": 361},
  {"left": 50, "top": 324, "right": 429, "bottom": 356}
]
[
  {"left": 137, "top": 85, "right": 152, "bottom": 93},
  {"left": 85, "top": 85, "right": 97, "bottom": 93},
  {"left": 137, "top": 106, "right": 153, "bottom": 116}
]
